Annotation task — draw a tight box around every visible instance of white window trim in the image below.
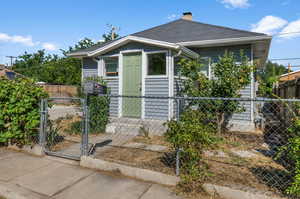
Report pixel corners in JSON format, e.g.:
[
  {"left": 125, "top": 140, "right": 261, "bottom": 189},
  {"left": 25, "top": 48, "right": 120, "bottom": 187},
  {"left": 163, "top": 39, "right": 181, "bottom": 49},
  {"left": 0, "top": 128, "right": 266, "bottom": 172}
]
[
  {"left": 168, "top": 50, "right": 174, "bottom": 120},
  {"left": 102, "top": 55, "right": 119, "bottom": 79},
  {"left": 145, "top": 50, "right": 168, "bottom": 78}
]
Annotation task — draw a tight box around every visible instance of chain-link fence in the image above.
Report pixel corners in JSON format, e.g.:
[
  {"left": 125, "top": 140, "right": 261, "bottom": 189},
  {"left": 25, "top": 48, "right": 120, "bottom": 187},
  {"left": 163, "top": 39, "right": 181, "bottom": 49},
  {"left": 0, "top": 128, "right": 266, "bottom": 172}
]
[
  {"left": 39, "top": 97, "right": 89, "bottom": 160},
  {"left": 81, "top": 95, "right": 300, "bottom": 198}
]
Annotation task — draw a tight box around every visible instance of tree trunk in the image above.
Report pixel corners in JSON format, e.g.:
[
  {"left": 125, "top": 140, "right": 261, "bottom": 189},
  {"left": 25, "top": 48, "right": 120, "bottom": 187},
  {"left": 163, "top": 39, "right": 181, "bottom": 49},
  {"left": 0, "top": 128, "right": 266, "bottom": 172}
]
[{"left": 217, "top": 113, "right": 225, "bottom": 135}]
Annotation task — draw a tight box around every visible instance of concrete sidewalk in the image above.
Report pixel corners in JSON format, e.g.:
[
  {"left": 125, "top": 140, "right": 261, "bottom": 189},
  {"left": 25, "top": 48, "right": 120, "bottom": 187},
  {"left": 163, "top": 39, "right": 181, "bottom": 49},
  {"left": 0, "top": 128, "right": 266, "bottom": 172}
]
[{"left": 0, "top": 149, "right": 181, "bottom": 199}]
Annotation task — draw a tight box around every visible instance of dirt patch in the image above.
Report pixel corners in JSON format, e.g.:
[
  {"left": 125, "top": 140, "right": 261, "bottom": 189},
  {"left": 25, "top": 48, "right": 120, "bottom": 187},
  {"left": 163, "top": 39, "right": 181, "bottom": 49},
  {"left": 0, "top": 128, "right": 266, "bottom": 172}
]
[
  {"left": 50, "top": 140, "right": 77, "bottom": 152},
  {"left": 204, "top": 131, "right": 291, "bottom": 197},
  {"left": 130, "top": 135, "right": 170, "bottom": 147},
  {"left": 54, "top": 115, "right": 82, "bottom": 135},
  {"left": 97, "top": 147, "right": 175, "bottom": 175},
  {"left": 219, "top": 131, "right": 265, "bottom": 151}
]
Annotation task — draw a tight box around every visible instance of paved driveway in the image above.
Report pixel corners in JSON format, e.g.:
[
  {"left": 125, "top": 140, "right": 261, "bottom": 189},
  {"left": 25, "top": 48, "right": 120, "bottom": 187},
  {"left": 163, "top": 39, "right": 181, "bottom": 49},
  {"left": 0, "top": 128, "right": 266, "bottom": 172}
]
[{"left": 0, "top": 149, "right": 180, "bottom": 199}]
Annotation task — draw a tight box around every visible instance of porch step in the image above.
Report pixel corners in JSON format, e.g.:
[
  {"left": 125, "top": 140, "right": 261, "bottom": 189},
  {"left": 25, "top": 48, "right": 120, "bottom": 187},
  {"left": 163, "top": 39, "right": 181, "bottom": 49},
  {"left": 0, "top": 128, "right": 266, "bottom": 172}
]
[{"left": 106, "top": 123, "right": 142, "bottom": 135}]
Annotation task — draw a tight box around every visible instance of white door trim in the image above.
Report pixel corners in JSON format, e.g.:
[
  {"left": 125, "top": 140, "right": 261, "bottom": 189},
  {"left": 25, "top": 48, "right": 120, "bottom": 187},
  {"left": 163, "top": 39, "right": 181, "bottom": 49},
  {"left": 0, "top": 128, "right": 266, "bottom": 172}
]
[{"left": 119, "top": 50, "right": 143, "bottom": 118}]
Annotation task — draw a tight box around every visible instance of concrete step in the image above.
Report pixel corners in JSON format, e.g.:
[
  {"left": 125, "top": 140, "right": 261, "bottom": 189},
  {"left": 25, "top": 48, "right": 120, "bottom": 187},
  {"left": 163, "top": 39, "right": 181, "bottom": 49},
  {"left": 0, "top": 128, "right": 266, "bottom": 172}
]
[{"left": 106, "top": 123, "right": 142, "bottom": 135}]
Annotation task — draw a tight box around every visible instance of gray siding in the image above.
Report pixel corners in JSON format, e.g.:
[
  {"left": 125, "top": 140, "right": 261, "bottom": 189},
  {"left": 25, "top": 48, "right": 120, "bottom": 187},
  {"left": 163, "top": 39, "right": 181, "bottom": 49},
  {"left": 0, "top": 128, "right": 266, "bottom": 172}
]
[
  {"left": 179, "top": 44, "right": 253, "bottom": 122},
  {"left": 231, "top": 85, "right": 252, "bottom": 121},
  {"left": 82, "top": 58, "right": 98, "bottom": 78},
  {"left": 189, "top": 44, "right": 252, "bottom": 62},
  {"left": 103, "top": 42, "right": 167, "bottom": 56},
  {"left": 145, "top": 77, "right": 169, "bottom": 120},
  {"left": 173, "top": 78, "right": 184, "bottom": 119},
  {"left": 104, "top": 78, "right": 119, "bottom": 116}
]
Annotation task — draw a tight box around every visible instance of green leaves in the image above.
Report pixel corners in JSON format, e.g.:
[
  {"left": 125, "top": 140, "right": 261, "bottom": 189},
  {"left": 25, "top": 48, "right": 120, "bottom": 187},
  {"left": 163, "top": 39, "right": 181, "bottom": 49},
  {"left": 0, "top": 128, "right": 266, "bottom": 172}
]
[{"left": 0, "top": 78, "right": 48, "bottom": 145}]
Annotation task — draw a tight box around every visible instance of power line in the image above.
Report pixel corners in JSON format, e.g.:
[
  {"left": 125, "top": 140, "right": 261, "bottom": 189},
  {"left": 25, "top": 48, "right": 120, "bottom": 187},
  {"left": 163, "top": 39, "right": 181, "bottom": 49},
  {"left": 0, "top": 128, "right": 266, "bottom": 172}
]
[
  {"left": 269, "top": 58, "right": 300, "bottom": 61},
  {"left": 272, "top": 31, "right": 300, "bottom": 37}
]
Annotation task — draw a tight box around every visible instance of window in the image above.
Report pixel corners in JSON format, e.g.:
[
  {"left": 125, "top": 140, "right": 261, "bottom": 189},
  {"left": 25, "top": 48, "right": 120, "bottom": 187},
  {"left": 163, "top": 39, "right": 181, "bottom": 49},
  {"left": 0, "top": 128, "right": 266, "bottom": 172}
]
[
  {"left": 200, "top": 57, "right": 210, "bottom": 78},
  {"left": 104, "top": 57, "right": 118, "bottom": 77},
  {"left": 147, "top": 53, "right": 166, "bottom": 76}
]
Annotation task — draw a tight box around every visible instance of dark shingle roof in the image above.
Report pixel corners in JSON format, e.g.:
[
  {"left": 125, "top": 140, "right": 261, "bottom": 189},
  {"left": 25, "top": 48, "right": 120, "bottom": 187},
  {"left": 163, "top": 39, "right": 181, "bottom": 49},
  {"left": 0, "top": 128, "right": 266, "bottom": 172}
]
[
  {"left": 67, "top": 39, "right": 121, "bottom": 55},
  {"left": 131, "top": 19, "right": 267, "bottom": 43},
  {"left": 68, "top": 19, "right": 267, "bottom": 55}
]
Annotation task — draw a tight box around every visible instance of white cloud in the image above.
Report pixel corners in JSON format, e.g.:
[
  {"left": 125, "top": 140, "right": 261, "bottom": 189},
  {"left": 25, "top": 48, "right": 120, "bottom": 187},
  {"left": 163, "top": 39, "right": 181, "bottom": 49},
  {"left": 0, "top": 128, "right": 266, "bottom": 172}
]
[
  {"left": 251, "top": 16, "right": 288, "bottom": 35},
  {"left": 279, "top": 19, "right": 300, "bottom": 39},
  {"left": 0, "top": 32, "right": 58, "bottom": 51},
  {"left": 42, "top": 42, "right": 57, "bottom": 51},
  {"left": 167, "top": 14, "right": 179, "bottom": 20},
  {"left": 220, "top": 0, "right": 250, "bottom": 8},
  {"left": 0, "top": 33, "right": 35, "bottom": 46}
]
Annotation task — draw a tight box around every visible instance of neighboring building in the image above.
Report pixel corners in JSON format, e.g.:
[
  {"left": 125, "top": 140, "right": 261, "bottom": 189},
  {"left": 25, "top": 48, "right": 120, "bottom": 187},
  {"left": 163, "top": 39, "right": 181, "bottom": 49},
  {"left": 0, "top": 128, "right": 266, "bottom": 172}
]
[
  {"left": 68, "top": 12, "right": 272, "bottom": 132},
  {"left": 0, "top": 68, "right": 20, "bottom": 80},
  {"left": 279, "top": 70, "right": 300, "bottom": 82}
]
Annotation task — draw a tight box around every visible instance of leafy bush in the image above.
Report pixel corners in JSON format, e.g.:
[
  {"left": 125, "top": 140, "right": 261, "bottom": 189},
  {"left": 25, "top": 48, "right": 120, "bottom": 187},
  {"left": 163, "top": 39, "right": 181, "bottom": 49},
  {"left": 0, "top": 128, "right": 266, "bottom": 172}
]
[
  {"left": 278, "top": 117, "right": 300, "bottom": 196},
  {"left": 88, "top": 95, "right": 110, "bottom": 134},
  {"left": 178, "top": 52, "right": 252, "bottom": 134},
  {"left": 277, "top": 103, "right": 300, "bottom": 197},
  {"left": 0, "top": 78, "right": 48, "bottom": 145},
  {"left": 165, "top": 109, "right": 219, "bottom": 191}
]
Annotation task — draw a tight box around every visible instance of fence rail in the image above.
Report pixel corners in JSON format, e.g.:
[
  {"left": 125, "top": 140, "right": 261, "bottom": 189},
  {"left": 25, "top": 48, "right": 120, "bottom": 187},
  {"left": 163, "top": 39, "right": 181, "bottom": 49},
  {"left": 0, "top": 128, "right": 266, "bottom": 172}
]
[{"left": 38, "top": 95, "right": 300, "bottom": 198}]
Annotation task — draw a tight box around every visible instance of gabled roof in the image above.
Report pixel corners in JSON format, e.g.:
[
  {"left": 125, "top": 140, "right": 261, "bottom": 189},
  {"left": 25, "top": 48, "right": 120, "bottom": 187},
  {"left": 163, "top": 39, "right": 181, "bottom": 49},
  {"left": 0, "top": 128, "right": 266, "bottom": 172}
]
[
  {"left": 67, "top": 19, "right": 271, "bottom": 57},
  {"left": 132, "top": 19, "right": 267, "bottom": 43}
]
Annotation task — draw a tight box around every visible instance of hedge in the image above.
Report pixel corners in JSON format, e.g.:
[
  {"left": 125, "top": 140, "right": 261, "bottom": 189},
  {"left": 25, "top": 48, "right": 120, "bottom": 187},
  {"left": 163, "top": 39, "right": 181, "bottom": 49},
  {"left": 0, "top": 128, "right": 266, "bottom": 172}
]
[{"left": 0, "top": 78, "right": 48, "bottom": 145}]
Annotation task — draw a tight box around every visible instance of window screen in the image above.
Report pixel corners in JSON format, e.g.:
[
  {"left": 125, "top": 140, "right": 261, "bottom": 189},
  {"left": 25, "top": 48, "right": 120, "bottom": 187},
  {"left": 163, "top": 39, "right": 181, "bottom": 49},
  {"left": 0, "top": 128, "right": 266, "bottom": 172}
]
[
  {"left": 147, "top": 53, "right": 166, "bottom": 75},
  {"left": 104, "top": 57, "right": 118, "bottom": 77}
]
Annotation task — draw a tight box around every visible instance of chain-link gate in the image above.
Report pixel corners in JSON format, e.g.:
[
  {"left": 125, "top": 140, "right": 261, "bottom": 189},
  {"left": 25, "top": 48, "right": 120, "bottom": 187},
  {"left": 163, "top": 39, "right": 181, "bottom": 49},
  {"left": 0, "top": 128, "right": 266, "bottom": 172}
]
[{"left": 39, "top": 97, "right": 89, "bottom": 160}]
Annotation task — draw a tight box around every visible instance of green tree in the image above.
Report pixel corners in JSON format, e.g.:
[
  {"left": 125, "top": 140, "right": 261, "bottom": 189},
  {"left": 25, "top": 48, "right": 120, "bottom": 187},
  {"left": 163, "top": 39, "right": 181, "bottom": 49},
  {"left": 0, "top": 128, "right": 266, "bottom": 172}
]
[
  {"left": 257, "top": 61, "right": 288, "bottom": 97},
  {"left": 102, "top": 24, "right": 120, "bottom": 42},
  {"left": 61, "top": 38, "right": 97, "bottom": 56},
  {"left": 179, "top": 52, "right": 253, "bottom": 134},
  {"left": 13, "top": 24, "right": 121, "bottom": 85}
]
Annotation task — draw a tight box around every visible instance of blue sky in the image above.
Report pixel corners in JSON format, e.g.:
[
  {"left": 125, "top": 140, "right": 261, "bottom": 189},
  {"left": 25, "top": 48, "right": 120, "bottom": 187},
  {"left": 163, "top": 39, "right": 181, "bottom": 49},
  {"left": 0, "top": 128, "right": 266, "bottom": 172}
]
[{"left": 1, "top": 0, "right": 300, "bottom": 68}]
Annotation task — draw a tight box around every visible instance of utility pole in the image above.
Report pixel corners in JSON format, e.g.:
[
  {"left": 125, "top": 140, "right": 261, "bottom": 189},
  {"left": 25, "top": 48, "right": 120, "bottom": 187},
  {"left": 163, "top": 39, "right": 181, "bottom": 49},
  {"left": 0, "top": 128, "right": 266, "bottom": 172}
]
[{"left": 6, "top": 56, "right": 17, "bottom": 67}]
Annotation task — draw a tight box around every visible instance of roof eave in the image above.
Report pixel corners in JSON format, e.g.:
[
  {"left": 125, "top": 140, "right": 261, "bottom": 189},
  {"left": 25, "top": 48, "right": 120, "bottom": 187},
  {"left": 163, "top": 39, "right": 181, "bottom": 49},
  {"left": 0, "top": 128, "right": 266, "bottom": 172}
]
[
  {"left": 87, "top": 36, "right": 180, "bottom": 57},
  {"left": 178, "top": 35, "right": 272, "bottom": 47}
]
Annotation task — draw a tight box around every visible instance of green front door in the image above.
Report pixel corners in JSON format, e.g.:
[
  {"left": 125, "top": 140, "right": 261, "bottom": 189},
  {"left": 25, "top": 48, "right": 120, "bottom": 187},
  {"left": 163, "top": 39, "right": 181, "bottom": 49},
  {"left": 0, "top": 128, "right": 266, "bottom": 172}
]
[{"left": 122, "top": 53, "right": 142, "bottom": 118}]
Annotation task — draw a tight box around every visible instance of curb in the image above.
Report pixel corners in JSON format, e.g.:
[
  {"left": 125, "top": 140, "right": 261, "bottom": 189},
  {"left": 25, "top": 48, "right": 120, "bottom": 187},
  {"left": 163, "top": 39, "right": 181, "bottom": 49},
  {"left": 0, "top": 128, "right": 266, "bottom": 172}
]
[
  {"left": 203, "top": 183, "right": 287, "bottom": 199},
  {"left": 7, "top": 145, "right": 45, "bottom": 157},
  {"left": 80, "top": 156, "right": 180, "bottom": 186}
]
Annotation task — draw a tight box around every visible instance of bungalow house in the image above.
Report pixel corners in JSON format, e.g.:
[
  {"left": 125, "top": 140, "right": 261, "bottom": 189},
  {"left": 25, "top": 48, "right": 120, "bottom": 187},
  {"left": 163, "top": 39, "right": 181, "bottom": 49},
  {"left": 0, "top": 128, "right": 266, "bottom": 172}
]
[{"left": 68, "top": 12, "right": 272, "bottom": 133}]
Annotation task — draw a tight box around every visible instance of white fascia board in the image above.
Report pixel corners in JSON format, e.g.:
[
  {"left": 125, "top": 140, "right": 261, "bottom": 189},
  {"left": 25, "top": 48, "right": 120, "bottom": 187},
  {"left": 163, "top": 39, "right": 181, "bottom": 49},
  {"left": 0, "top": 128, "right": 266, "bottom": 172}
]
[
  {"left": 178, "top": 36, "right": 272, "bottom": 47},
  {"left": 180, "top": 46, "right": 199, "bottom": 59},
  {"left": 66, "top": 53, "right": 88, "bottom": 58},
  {"left": 88, "top": 36, "right": 179, "bottom": 57}
]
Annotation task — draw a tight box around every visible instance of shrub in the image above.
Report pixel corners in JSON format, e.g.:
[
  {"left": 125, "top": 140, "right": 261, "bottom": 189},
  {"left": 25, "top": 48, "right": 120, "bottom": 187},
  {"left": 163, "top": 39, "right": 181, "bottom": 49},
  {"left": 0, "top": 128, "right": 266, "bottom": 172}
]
[
  {"left": 88, "top": 95, "right": 110, "bottom": 134},
  {"left": 165, "top": 109, "right": 219, "bottom": 191},
  {"left": 0, "top": 77, "right": 48, "bottom": 145},
  {"left": 278, "top": 117, "right": 300, "bottom": 196},
  {"left": 277, "top": 103, "right": 300, "bottom": 197}
]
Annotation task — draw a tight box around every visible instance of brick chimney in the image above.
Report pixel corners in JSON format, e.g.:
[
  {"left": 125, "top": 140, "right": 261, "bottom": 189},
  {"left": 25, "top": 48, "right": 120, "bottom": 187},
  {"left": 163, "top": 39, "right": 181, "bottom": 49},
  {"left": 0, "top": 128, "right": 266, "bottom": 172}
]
[{"left": 182, "top": 12, "right": 193, "bottom": 21}]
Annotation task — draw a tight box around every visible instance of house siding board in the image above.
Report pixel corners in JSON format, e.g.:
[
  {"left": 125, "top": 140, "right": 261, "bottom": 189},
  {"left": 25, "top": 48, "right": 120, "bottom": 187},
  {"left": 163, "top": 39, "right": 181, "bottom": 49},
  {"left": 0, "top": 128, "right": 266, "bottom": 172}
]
[
  {"left": 82, "top": 58, "right": 98, "bottom": 78},
  {"left": 145, "top": 78, "right": 169, "bottom": 120},
  {"left": 104, "top": 78, "right": 119, "bottom": 116},
  {"left": 189, "top": 44, "right": 252, "bottom": 62},
  {"left": 173, "top": 78, "right": 184, "bottom": 119},
  {"left": 180, "top": 45, "right": 253, "bottom": 122},
  {"left": 103, "top": 42, "right": 167, "bottom": 56}
]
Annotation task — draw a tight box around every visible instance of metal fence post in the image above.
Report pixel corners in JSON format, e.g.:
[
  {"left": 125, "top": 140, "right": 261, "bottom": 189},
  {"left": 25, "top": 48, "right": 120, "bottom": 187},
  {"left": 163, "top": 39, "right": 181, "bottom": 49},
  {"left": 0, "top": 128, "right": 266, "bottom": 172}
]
[
  {"left": 39, "top": 99, "right": 48, "bottom": 150},
  {"left": 39, "top": 99, "right": 45, "bottom": 146},
  {"left": 81, "top": 99, "right": 89, "bottom": 156},
  {"left": 176, "top": 148, "right": 182, "bottom": 176}
]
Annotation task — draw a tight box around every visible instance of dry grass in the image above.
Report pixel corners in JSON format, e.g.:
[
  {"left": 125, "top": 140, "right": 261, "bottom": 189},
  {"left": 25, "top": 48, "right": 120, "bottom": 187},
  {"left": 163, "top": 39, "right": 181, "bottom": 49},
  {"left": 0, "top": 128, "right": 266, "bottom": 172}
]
[
  {"left": 130, "top": 135, "right": 170, "bottom": 147},
  {"left": 0, "top": 196, "right": 6, "bottom": 199},
  {"left": 98, "top": 147, "right": 175, "bottom": 175},
  {"left": 50, "top": 140, "right": 77, "bottom": 152}
]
